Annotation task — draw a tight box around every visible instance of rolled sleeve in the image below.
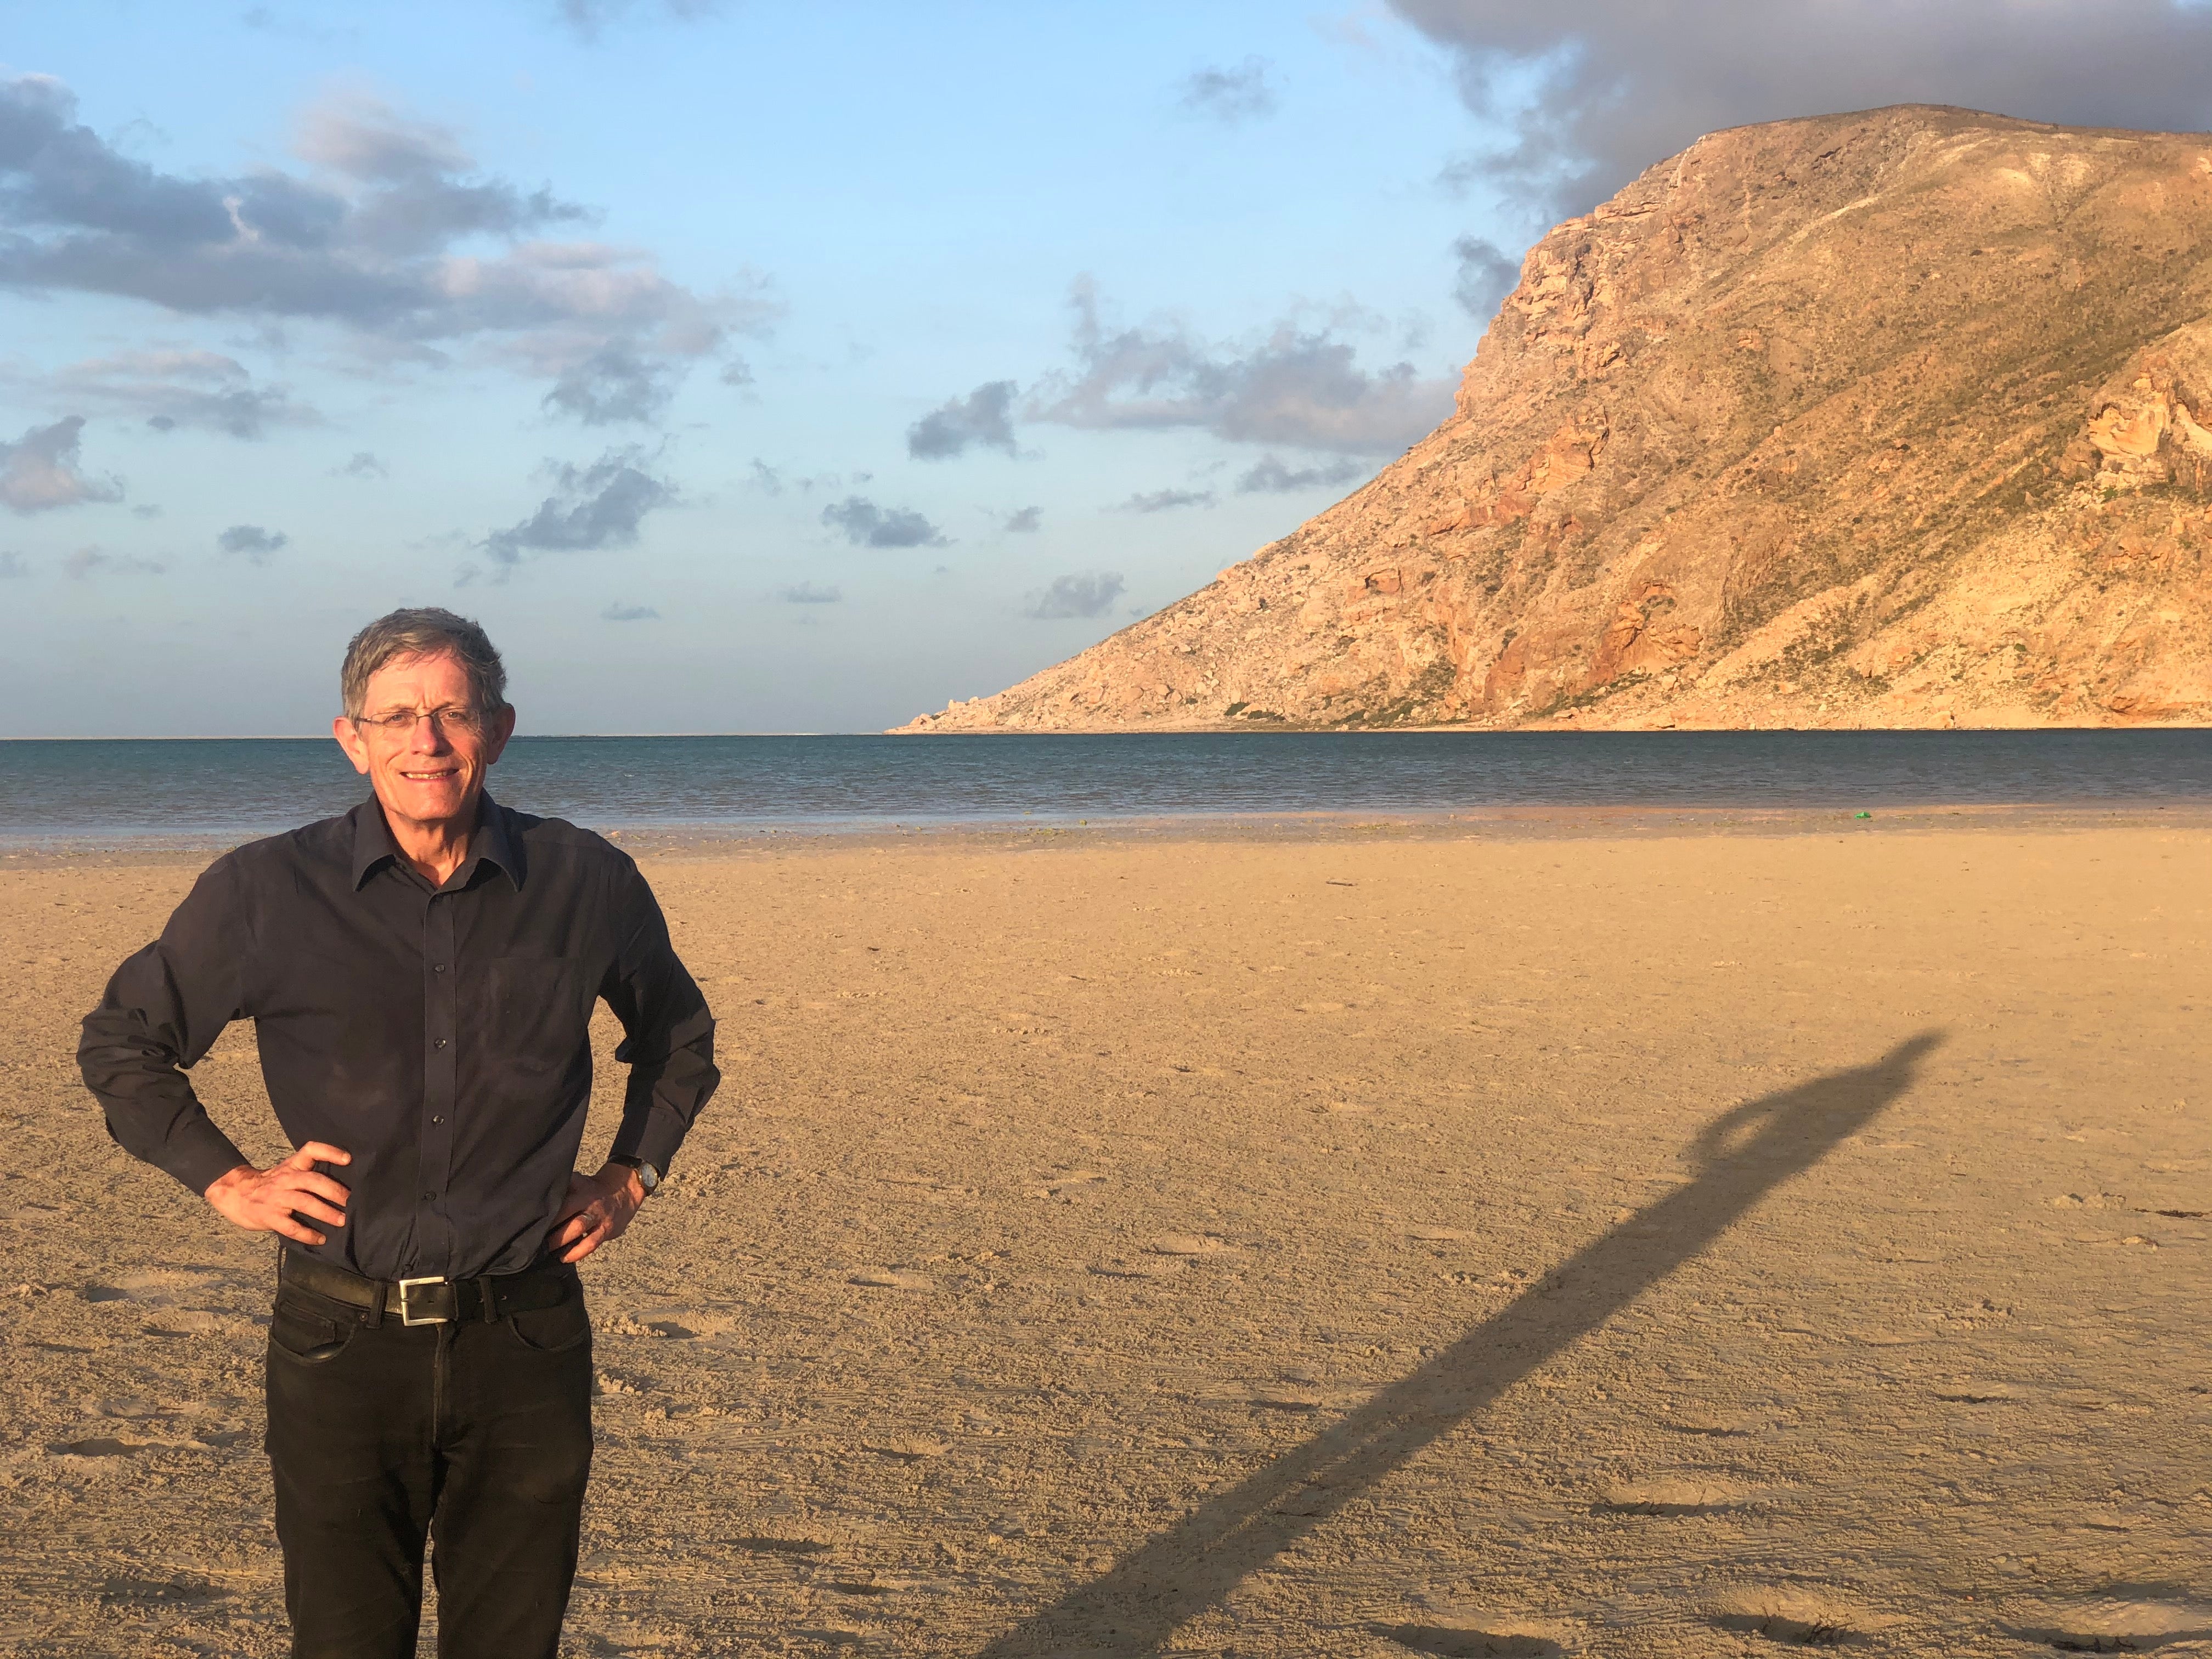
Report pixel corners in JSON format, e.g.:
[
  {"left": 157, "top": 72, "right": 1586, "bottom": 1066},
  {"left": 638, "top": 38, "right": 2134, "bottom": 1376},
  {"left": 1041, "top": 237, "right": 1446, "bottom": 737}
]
[
  {"left": 600, "top": 859, "right": 719, "bottom": 1174},
  {"left": 78, "top": 859, "right": 252, "bottom": 1194}
]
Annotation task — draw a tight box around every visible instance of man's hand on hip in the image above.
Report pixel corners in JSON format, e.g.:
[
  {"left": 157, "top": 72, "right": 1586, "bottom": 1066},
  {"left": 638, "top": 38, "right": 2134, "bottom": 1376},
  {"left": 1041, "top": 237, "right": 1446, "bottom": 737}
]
[
  {"left": 546, "top": 1163, "right": 646, "bottom": 1265},
  {"left": 204, "top": 1142, "right": 352, "bottom": 1246}
]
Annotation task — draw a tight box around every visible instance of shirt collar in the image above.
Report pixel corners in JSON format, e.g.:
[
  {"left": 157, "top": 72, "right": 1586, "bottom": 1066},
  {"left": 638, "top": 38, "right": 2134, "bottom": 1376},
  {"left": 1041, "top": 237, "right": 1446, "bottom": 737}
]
[
  {"left": 348, "top": 793, "right": 524, "bottom": 893},
  {"left": 469, "top": 795, "right": 523, "bottom": 889}
]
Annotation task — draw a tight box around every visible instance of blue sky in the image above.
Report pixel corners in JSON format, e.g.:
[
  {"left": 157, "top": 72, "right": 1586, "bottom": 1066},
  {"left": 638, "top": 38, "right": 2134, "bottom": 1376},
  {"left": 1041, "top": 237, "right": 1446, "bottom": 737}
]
[
  {"left": 7, "top": 1, "right": 2208, "bottom": 737},
  {"left": 0, "top": 2, "right": 1520, "bottom": 735}
]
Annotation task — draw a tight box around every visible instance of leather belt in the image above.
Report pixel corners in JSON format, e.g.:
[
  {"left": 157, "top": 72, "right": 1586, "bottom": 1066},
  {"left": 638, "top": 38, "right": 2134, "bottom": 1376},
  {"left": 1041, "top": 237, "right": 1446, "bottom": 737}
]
[{"left": 280, "top": 1250, "right": 578, "bottom": 1328}]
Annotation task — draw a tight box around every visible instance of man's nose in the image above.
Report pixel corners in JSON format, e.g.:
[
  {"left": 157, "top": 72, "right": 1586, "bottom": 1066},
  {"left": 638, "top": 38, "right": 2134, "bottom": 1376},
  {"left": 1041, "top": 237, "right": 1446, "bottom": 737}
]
[{"left": 408, "top": 717, "right": 454, "bottom": 754}]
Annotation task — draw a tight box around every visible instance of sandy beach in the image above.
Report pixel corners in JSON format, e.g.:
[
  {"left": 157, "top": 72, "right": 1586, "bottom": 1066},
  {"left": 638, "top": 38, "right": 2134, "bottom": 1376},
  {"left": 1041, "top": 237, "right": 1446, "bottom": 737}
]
[{"left": 2, "top": 814, "right": 2207, "bottom": 1658}]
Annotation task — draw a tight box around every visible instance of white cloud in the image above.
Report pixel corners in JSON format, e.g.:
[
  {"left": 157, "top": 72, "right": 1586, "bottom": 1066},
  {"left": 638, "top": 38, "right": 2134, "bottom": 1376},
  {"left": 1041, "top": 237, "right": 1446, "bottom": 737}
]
[
  {"left": 908, "top": 380, "right": 1018, "bottom": 460},
  {"left": 1181, "top": 58, "right": 1277, "bottom": 123},
  {"left": 484, "top": 448, "right": 676, "bottom": 566},
  {"left": 65, "top": 545, "right": 163, "bottom": 578},
  {"left": 36, "top": 350, "right": 314, "bottom": 439},
  {"left": 821, "top": 496, "right": 947, "bottom": 549},
  {"left": 217, "top": 523, "right": 288, "bottom": 562},
  {"left": 1030, "top": 279, "right": 1454, "bottom": 455},
  {"left": 1023, "top": 571, "right": 1124, "bottom": 619},
  {"left": 0, "top": 416, "right": 123, "bottom": 513},
  {"left": 0, "top": 76, "right": 778, "bottom": 422},
  {"left": 1395, "top": 0, "right": 2212, "bottom": 218}
]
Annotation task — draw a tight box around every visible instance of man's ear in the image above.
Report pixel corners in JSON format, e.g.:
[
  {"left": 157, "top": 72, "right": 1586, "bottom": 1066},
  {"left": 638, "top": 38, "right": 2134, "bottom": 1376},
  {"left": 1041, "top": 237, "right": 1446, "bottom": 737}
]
[
  {"left": 482, "top": 704, "right": 517, "bottom": 767},
  {"left": 332, "top": 715, "right": 372, "bottom": 777}
]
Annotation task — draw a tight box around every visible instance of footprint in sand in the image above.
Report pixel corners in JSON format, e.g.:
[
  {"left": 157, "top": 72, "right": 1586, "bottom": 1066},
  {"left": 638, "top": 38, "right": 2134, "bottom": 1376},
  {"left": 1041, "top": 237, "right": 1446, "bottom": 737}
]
[
  {"left": 1085, "top": 1254, "right": 1173, "bottom": 1279},
  {"left": 730, "top": 1536, "right": 833, "bottom": 1556},
  {"left": 879, "top": 1175, "right": 980, "bottom": 1205},
  {"left": 862, "top": 1437, "right": 949, "bottom": 1462},
  {"left": 1031, "top": 1170, "right": 1108, "bottom": 1199},
  {"left": 1707, "top": 1592, "right": 1869, "bottom": 1648},
  {"left": 80, "top": 1271, "right": 236, "bottom": 1338},
  {"left": 1147, "top": 1234, "right": 1231, "bottom": 1256},
  {"left": 85, "top": 1396, "right": 183, "bottom": 1421},
  {"left": 48, "top": 1437, "right": 140, "bottom": 1459},
  {"left": 97, "top": 1576, "right": 229, "bottom": 1609},
  {"left": 2008, "top": 1594, "right": 2212, "bottom": 1653},
  {"left": 81, "top": 1267, "right": 237, "bottom": 1310},
  {"left": 848, "top": 1269, "right": 934, "bottom": 1291},
  {"left": 1373, "top": 1624, "right": 1564, "bottom": 1658},
  {"left": 1249, "top": 1386, "right": 1325, "bottom": 1412},
  {"left": 143, "top": 1310, "right": 225, "bottom": 1338},
  {"left": 82, "top": 1265, "right": 240, "bottom": 1336},
  {"left": 1656, "top": 1411, "right": 1753, "bottom": 1438},
  {"left": 1409, "top": 1226, "right": 1473, "bottom": 1242},
  {"left": 1933, "top": 1381, "right": 2024, "bottom": 1404},
  {"left": 825, "top": 1577, "right": 919, "bottom": 1598},
  {"left": 1090, "top": 1257, "right": 1186, "bottom": 1279},
  {"left": 1596, "top": 1479, "right": 1754, "bottom": 1516},
  {"left": 599, "top": 1307, "right": 729, "bottom": 1340}
]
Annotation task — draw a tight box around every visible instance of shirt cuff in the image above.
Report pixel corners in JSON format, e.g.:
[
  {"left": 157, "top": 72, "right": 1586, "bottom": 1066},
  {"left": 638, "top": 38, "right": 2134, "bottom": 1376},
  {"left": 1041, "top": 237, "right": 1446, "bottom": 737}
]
[
  {"left": 611, "top": 1108, "right": 687, "bottom": 1180},
  {"left": 159, "top": 1120, "right": 252, "bottom": 1197}
]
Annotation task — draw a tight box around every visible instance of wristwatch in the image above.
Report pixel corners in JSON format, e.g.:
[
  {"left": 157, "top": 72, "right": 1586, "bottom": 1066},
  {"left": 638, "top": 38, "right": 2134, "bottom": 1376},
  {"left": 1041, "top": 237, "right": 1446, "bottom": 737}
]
[{"left": 610, "top": 1155, "right": 661, "bottom": 1195}]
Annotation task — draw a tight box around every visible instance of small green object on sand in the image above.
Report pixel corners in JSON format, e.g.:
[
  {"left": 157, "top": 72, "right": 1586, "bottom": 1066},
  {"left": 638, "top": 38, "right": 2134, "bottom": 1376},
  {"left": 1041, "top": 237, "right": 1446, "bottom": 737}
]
[{"left": 1854, "top": 811, "right": 1873, "bottom": 820}]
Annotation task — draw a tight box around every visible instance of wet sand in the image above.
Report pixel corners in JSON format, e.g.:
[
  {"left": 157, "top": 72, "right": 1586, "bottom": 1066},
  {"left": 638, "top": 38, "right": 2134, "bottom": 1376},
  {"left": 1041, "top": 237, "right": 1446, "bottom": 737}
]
[{"left": 2, "top": 817, "right": 2207, "bottom": 1656}]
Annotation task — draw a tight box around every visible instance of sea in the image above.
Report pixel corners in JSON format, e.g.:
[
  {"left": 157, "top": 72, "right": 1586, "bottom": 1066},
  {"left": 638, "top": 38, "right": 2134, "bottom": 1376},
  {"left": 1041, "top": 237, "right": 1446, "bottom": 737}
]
[{"left": 3, "top": 730, "right": 2210, "bottom": 846}]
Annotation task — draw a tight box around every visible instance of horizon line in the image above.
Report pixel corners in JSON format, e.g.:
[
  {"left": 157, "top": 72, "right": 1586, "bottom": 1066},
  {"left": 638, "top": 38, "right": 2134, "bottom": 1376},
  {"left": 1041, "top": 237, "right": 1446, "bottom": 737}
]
[{"left": 0, "top": 731, "right": 874, "bottom": 742}]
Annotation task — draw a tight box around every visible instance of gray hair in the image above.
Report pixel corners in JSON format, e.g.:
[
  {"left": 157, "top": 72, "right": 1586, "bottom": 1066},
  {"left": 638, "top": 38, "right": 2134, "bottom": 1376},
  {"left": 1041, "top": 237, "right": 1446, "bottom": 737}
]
[{"left": 340, "top": 607, "right": 509, "bottom": 719}]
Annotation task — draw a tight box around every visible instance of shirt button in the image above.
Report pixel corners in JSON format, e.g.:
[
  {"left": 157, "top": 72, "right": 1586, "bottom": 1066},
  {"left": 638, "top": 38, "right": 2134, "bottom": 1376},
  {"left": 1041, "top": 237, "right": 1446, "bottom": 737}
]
[
  {"left": 431, "top": 1115, "right": 444, "bottom": 1125},
  {"left": 421, "top": 1190, "right": 435, "bottom": 1201},
  {"left": 434, "top": 1038, "right": 448, "bottom": 1049},
  {"left": 433, "top": 963, "right": 447, "bottom": 974}
]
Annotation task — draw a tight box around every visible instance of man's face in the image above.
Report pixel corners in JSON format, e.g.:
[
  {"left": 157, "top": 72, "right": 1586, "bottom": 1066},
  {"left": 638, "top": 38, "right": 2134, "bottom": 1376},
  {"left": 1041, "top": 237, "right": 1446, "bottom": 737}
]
[{"left": 331, "top": 650, "right": 515, "bottom": 832}]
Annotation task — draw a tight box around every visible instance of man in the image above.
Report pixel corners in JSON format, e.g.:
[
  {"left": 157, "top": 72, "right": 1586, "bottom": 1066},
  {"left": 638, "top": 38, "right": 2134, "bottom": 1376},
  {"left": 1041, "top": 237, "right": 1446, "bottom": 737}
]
[{"left": 78, "top": 607, "right": 718, "bottom": 1658}]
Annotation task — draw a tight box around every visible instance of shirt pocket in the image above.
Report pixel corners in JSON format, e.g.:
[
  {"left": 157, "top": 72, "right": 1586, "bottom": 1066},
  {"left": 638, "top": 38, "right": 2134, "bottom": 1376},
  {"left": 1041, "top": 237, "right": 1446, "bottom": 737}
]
[{"left": 480, "top": 957, "right": 591, "bottom": 1069}]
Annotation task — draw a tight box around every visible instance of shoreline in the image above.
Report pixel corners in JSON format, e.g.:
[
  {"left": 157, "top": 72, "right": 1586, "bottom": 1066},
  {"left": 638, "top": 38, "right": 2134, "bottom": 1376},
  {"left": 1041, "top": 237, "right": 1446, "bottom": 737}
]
[{"left": 5, "top": 797, "right": 2209, "bottom": 867}]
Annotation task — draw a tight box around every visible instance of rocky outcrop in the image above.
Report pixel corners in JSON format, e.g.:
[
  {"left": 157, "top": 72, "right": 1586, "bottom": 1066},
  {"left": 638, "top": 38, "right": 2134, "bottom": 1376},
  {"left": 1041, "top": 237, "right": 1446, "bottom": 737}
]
[{"left": 898, "top": 105, "right": 2212, "bottom": 732}]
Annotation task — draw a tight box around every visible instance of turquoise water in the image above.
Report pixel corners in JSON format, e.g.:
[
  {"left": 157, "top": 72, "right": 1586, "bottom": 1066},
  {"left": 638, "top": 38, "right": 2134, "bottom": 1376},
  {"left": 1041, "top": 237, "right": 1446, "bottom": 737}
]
[{"left": 3, "top": 730, "right": 2209, "bottom": 843}]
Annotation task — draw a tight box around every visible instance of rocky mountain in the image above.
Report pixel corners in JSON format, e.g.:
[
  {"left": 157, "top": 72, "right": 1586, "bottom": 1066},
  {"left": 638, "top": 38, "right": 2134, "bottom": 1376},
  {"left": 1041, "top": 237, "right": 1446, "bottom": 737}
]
[{"left": 899, "top": 105, "right": 2212, "bottom": 733}]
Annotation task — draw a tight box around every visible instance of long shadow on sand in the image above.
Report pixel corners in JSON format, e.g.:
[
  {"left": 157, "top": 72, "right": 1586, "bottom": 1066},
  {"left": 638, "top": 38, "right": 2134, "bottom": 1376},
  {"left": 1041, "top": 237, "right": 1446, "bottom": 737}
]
[{"left": 975, "top": 1032, "right": 1944, "bottom": 1657}]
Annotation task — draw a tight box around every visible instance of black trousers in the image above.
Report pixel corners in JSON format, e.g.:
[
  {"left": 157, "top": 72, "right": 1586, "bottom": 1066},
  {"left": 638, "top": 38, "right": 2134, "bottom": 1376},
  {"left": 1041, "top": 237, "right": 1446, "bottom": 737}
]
[{"left": 263, "top": 1269, "right": 594, "bottom": 1659}]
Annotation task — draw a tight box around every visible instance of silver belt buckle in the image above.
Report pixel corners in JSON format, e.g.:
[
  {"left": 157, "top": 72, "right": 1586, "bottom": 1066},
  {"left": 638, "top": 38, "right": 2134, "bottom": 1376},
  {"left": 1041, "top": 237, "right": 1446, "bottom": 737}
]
[{"left": 396, "top": 1276, "right": 450, "bottom": 1327}]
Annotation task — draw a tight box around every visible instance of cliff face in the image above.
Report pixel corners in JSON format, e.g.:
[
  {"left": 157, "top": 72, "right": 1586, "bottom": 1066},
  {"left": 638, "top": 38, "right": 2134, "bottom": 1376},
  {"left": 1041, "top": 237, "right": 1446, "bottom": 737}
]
[{"left": 900, "top": 105, "right": 2212, "bottom": 733}]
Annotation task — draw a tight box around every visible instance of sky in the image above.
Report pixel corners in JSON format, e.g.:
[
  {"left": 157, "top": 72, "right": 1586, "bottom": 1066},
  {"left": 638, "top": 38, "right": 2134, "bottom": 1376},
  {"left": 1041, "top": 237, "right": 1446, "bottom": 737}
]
[{"left": 4, "top": 1, "right": 2209, "bottom": 736}]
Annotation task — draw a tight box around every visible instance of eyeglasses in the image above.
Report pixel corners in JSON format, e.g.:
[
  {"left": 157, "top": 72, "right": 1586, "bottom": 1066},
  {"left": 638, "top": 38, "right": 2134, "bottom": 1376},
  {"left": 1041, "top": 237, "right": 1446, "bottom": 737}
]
[{"left": 351, "top": 706, "right": 487, "bottom": 737}]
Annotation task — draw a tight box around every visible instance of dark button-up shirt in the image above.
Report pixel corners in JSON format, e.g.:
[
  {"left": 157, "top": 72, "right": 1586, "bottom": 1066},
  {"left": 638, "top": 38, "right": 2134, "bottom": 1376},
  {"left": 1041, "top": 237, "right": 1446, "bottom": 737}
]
[{"left": 78, "top": 795, "right": 719, "bottom": 1280}]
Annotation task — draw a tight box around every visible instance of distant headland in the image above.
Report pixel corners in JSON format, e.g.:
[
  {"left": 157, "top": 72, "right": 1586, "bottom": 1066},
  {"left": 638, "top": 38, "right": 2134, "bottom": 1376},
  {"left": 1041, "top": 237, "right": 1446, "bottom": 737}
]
[{"left": 900, "top": 105, "right": 2212, "bottom": 733}]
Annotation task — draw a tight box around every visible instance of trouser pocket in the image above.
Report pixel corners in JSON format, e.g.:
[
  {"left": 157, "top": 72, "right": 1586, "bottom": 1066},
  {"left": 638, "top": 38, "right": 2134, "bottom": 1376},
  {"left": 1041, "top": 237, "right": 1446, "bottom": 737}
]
[{"left": 268, "top": 1293, "right": 357, "bottom": 1364}]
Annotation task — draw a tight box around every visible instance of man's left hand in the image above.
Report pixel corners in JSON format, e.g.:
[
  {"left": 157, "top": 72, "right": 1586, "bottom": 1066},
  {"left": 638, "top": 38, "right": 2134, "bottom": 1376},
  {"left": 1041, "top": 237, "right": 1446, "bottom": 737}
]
[{"left": 546, "top": 1163, "right": 647, "bottom": 1264}]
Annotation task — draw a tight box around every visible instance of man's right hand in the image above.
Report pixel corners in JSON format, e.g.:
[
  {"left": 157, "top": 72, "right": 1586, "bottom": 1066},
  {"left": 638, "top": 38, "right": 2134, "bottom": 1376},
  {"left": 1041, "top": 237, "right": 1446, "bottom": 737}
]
[{"left": 204, "top": 1142, "right": 353, "bottom": 1246}]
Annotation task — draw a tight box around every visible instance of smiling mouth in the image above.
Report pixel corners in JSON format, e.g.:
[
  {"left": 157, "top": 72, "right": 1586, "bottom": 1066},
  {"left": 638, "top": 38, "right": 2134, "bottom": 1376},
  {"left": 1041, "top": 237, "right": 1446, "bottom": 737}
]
[{"left": 398, "top": 768, "right": 462, "bottom": 783}]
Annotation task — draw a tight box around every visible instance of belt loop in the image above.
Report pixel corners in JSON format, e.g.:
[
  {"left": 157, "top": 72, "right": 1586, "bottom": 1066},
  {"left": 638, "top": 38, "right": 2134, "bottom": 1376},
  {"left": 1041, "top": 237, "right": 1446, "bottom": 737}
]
[
  {"left": 365, "top": 1278, "right": 386, "bottom": 1330},
  {"left": 477, "top": 1276, "right": 499, "bottom": 1323}
]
